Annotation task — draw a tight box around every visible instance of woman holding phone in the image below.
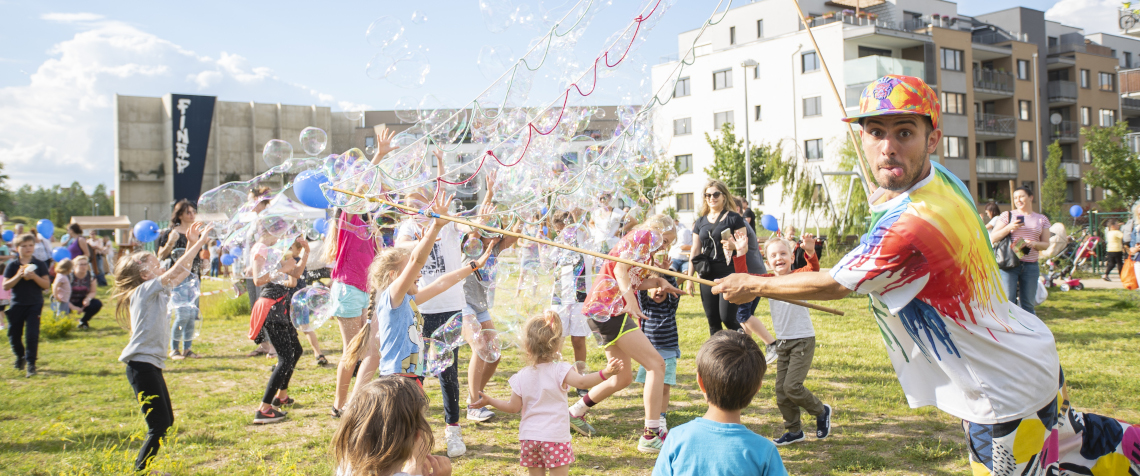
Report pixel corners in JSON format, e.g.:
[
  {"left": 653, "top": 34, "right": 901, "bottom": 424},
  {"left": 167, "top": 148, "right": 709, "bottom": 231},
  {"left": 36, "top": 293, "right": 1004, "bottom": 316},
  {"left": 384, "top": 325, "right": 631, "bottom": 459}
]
[
  {"left": 687, "top": 180, "right": 747, "bottom": 335},
  {"left": 989, "top": 187, "right": 1051, "bottom": 315}
]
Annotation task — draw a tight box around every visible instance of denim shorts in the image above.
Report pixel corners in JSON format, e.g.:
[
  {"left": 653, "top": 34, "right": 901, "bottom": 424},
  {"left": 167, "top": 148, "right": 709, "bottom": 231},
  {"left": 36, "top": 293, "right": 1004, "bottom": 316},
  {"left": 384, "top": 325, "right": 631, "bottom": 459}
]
[
  {"left": 463, "top": 304, "right": 492, "bottom": 324},
  {"left": 635, "top": 357, "right": 678, "bottom": 386},
  {"left": 330, "top": 281, "right": 369, "bottom": 317}
]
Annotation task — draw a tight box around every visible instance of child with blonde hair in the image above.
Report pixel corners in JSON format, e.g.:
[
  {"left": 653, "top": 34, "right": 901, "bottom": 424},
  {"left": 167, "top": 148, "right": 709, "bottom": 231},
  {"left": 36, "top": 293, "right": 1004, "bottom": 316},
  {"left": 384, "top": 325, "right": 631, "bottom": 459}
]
[
  {"left": 332, "top": 375, "right": 452, "bottom": 476},
  {"left": 51, "top": 258, "right": 73, "bottom": 315},
  {"left": 471, "top": 311, "right": 623, "bottom": 476}
]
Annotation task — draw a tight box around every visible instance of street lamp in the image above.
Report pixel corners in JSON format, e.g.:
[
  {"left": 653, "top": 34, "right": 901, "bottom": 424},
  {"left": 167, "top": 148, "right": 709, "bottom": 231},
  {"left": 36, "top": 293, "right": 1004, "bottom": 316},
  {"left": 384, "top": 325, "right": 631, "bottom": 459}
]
[
  {"left": 741, "top": 59, "right": 758, "bottom": 208},
  {"left": 94, "top": 203, "right": 99, "bottom": 216}
]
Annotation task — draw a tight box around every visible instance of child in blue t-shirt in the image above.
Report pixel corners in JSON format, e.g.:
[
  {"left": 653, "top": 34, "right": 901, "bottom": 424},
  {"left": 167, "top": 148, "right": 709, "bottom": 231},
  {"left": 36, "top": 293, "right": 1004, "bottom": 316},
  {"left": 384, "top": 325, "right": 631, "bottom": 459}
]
[{"left": 652, "top": 331, "right": 787, "bottom": 476}]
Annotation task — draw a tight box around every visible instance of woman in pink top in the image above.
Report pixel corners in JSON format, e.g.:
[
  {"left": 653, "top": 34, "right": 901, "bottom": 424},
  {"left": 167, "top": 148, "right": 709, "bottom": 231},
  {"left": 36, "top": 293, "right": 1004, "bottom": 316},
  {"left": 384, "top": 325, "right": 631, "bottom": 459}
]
[{"left": 989, "top": 187, "right": 1051, "bottom": 315}]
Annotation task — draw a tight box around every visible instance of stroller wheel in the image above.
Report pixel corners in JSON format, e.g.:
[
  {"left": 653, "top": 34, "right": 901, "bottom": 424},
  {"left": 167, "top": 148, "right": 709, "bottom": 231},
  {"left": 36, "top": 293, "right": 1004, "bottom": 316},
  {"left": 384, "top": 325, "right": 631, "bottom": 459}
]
[
  {"left": 1074, "top": 283, "right": 1084, "bottom": 291},
  {"left": 1059, "top": 283, "right": 1071, "bottom": 292}
]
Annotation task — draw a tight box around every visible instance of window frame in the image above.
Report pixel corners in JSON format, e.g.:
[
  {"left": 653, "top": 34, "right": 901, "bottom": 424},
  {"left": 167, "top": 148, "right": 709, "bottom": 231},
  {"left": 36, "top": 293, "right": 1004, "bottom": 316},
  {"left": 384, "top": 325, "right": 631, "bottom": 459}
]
[
  {"left": 1080, "top": 69, "right": 1090, "bottom": 88},
  {"left": 673, "top": 77, "right": 691, "bottom": 98},
  {"left": 804, "top": 139, "right": 823, "bottom": 160},
  {"left": 802, "top": 51, "right": 819, "bottom": 73},
  {"left": 943, "top": 136, "right": 967, "bottom": 158},
  {"left": 675, "top": 154, "right": 693, "bottom": 174},
  {"left": 1017, "top": 59, "right": 1031, "bottom": 80},
  {"left": 676, "top": 193, "right": 694, "bottom": 212},
  {"left": 713, "top": 110, "right": 735, "bottom": 130},
  {"left": 712, "top": 68, "right": 733, "bottom": 90},
  {"left": 1019, "top": 100, "right": 1032, "bottom": 121},
  {"left": 1099, "top": 72, "right": 1116, "bottom": 92},
  {"left": 1082, "top": 148, "right": 1091, "bottom": 164},
  {"left": 1100, "top": 108, "right": 1116, "bottom": 127},
  {"left": 1020, "top": 141, "right": 1033, "bottom": 162},
  {"left": 673, "top": 117, "right": 692, "bottom": 136},
  {"left": 757, "top": 19, "right": 763, "bottom": 38},
  {"left": 803, "top": 96, "right": 822, "bottom": 117},
  {"left": 729, "top": 26, "right": 736, "bottom": 45},
  {"left": 940, "top": 47, "right": 963, "bottom": 71},
  {"left": 1080, "top": 106, "right": 1091, "bottom": 126},
  {"left": 754, "top": 104, "right": 762, "bottom": 121},
  {"left": 940, "top": 92, "right": 966, "bottom": 115}
]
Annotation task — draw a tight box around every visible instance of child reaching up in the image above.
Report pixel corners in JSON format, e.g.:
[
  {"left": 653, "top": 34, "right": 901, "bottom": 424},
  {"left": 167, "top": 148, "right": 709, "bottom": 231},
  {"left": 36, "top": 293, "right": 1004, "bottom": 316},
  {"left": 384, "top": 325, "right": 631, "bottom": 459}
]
[
  {"left": 332, "top": 375, "right": 452, "bottom": 476},
  {"left": 471, "top": 311, "right": 623, "bottom": 476},
  {"left": 634, "top": 275, "right": 681, "bottom": 437}
]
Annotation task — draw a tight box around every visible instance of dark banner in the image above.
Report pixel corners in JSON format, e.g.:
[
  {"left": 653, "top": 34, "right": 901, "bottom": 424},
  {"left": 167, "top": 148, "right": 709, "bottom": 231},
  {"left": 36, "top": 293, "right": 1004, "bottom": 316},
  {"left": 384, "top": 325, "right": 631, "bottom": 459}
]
[{"left": 170, "top": 94, "right": 216, "bottom": 204}]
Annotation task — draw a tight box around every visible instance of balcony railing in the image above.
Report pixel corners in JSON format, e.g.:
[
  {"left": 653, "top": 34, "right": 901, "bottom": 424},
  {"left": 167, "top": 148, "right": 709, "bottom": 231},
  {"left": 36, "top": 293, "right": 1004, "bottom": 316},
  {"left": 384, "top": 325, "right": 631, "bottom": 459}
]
[
  {"left": 1124, "top": 97, "right": 1140, "bottom": 110},
  {"left": 974, "top": 69, "right": 1015, "bottom": 94},
  {"left": 1122, "top": 69, "right": 1140, "bottom": 94},
  {"left": 976, "top": 156, "right": 1018, "bottom": 176},
  {"left": 1050, "top": 120, "right": 1080, "bottom": 141},
  {"left": 801, "top": 14, "right": 930, "bottom": 34},
  {"left": 1061, "top": 161, "right": 1080, "bottom": 179},
  {"left": 975, "top": 113, "right": 1017, "bottom": 136},
  {"left": 1048, "top": 80, "right": 1078, "bottom": 103},
  {"left": 1048, "top": 42, "right": 1115, "bottom": 58},
  {"left": 973, "top": 31, "right": 1016, "bottom": 45},
  {"left": 845, "top": 56, "right": 925, "bottom": 86}
]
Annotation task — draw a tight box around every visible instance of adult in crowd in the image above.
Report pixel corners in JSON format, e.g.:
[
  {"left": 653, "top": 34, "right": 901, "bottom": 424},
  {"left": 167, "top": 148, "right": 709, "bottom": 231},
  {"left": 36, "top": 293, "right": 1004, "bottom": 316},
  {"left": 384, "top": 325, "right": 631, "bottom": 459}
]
[
  {"left": 687, "top": 180, "right": 747, "bottom": 335},
  {"left": 739, "top": 196, "right": 756, "bottom": 227},
  {"left": 4, "top": 233, "right": 51, "bottom": 377},
  {"left": 712, "top": 74, "right": 1136, "bottom": 475},
  {"left": 981, "top": 202, "right": 1001, "bottom": 231},
  {"left": 1103, "top": 219, "right": 1124, "bottom": 281},
  {"left": 157, "top": 199, "right": 204, "bottom": 359},
  {"left": 66, "top": 224, "right": 91, "bottom": 262},
  {"left": 589, "top": 193, "right": 625, "bottom": 255},
  {"left": 988, "top": 187, "right": 1050, "bottom": 315},
  {"left": 1129, "top": 201, "right": 1140, "bottom": 282},
  {"left": 69, "top": 256, "right": 102, "bottom": 329},
  {"left": 87, "top": 230, "right": 108, "bottom": 286},
  {"left": 668, "top": 220, "right": 691, "bottom": 273},
  {"left": 31, "top": 226, "right": 54, "bottom": 269}
]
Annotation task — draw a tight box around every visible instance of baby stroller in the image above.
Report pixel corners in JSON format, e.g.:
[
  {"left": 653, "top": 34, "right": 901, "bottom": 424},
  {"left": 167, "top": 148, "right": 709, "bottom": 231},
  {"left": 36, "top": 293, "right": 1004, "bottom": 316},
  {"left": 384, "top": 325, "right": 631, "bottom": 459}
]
[{"left": 1041, "top": 224, "right": 1099, "bottom": 291}]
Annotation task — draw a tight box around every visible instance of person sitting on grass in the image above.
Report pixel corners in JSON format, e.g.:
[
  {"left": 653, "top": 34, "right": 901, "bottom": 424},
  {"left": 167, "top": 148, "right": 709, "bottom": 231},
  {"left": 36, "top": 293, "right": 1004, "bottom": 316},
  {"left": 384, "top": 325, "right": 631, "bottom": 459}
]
[
  {"left": 471, "top": 311, "right": 623, "bottom": 476},
  {"left": 69, "top": 256, "right": 103, "bottom": 329},
  {"left": 634, "top": 275, "right": 681, "bottom": 438},
  {"left": 651, "top": 331, "right": 787, "bottom": 476}
]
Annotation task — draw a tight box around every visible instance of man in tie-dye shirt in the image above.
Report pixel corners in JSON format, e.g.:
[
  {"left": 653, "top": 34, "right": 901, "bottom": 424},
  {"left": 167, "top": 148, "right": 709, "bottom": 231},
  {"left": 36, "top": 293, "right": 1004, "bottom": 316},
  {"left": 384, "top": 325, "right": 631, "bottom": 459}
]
[{"left": 713, "top": 75, "right": 1137, "bottom": 475}]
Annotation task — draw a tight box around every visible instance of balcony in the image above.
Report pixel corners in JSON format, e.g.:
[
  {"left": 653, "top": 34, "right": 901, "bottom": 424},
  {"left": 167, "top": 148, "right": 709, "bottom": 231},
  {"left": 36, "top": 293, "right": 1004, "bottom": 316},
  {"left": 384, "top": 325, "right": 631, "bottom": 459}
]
[
  {"left": 976, "top": 156, "right": 1018, "bottom": 179},
  {"left": 974, "top": 69, "right": 1015, "bottom": 99},
  {"left": 845, "top": 56, "right": 925, "bottom": 86},
  {"left": 1123, "top": 98, "right": 1140, "bottom": 117},
  {"left": 1050, "top": 120, "right": 1080, "bottom": 143},
  {"left": 1127, "top": 132, "right": 1140, "bottom": 153},
  {"left": 1121, "top": 68, "right": 1140, "bottom": 94},
  {"left": 1061, "top": 161, "right": 1081, "bottom": 180},
  {"left": 974, "top": 113, "right": 1017, "bottom": 140},
  {"left": 801, "top": 13, "right": 930, "bottom": 34},
  {"left": 1047, "top": 42, "right": 1115, "bottom": 58},
  {"left": 1048, "top": 80, "right": 1078, "bottom": 105}
]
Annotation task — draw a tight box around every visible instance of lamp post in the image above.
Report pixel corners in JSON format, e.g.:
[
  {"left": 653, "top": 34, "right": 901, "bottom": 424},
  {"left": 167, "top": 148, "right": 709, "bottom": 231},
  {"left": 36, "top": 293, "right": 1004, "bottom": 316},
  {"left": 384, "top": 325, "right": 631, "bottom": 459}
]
[
  {"left": 94, "top": 203, "right": 99, "bottom": 216},
  {"left": 742, "top": 59, "right": 758, "bottom": 207}
]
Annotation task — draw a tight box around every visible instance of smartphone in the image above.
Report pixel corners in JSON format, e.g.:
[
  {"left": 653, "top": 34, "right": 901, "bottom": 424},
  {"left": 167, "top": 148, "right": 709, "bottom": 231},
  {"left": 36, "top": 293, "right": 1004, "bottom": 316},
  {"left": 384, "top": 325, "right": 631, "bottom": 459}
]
[
  {"left": 720, "top": 228, "right": 733, "bottom": 241},
  {"left": 1016, "top": 216, "right": 1025, "bottom": 224}
]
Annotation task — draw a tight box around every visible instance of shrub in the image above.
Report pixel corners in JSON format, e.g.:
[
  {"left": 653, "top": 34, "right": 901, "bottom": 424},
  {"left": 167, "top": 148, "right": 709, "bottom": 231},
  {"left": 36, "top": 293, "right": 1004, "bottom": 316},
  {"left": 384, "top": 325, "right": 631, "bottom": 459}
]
[{"left": 41, "top": 313, "right": 76, "bottom": 339}]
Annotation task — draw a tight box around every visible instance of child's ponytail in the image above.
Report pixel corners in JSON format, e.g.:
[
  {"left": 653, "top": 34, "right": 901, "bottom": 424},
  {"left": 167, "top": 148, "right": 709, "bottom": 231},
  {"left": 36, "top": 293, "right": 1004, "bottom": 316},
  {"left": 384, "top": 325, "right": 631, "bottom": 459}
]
[{"left": 344, "top": 291, "right": 378, "bottom": 366}]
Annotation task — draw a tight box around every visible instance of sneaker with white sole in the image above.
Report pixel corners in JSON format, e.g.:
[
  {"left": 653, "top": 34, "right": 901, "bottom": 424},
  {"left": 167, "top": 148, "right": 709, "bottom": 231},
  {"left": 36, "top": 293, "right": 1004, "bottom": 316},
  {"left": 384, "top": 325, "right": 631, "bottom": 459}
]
[
  {"left": 660, "top": 417, "right": 668, "bottom": 440},
  {"left": 444, "top": 425, "right": 466, "bottom": 457},
  {"left": 466, "top": 406, "right": 494, "bottom": 422},
  {"left": 253, "top": 408, "right": 287, "bottom": 424},
  {"left": 569, "top": 411, "right": 597, "bottom": 437},
  {"left": 637, "top": 428, "right": 665, "bottom": 453},
  {"left": 773, "top": 431, "right": 806, "bottom": 446},
  {"left": 765, "top": 343, "right": 778, "bottom": 366},
  {"left": 816, "top": 404, "right": 832, "bottom": 439}
]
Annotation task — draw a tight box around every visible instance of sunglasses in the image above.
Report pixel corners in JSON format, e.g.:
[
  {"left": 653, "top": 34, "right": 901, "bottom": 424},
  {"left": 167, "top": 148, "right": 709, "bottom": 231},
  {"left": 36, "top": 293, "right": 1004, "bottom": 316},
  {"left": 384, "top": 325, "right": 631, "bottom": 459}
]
[{"left": 704, "top": 192, "right": 723, "bottom": 199}]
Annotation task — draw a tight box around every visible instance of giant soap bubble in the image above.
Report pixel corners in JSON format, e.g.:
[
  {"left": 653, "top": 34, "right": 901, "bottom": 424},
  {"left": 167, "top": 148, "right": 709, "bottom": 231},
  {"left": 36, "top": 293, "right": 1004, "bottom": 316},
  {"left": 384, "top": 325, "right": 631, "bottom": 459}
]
[
  {"left": 299, "top": 127, "right": 328, "bottom": 156},
  {"left": 291, "top": 284, "right": 334, "bottom": 331},
  {"left": 262, "top": 140, "right": 293, "bottom": 168}
]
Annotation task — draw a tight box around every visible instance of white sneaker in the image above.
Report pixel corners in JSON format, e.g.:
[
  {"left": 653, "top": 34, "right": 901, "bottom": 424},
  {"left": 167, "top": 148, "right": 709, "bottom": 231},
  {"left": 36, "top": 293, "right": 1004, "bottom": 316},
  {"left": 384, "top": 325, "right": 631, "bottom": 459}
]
[
  {"left": 445, "top": 425, "right": 466, "bottom": 457},
  {"left": 466, "top": 406, "right": 494, "bottom": 422},
  {"left": 661, "top": 416, "right": 668, "bottom": 438}
]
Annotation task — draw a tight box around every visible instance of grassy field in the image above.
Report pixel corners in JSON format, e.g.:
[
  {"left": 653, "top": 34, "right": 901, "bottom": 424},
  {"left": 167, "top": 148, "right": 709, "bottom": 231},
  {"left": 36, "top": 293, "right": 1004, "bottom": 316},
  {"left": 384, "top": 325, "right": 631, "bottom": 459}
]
[{"left": 1, "top": 274, "right": 1137, "bottom": 475}]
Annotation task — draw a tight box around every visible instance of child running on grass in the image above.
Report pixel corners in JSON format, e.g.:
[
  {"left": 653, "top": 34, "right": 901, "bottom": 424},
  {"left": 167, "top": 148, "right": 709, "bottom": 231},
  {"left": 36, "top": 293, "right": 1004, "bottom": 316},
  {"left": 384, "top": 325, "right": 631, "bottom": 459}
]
[
  {"left": 634, "top": 274, "right": 681, "bottom": 437},
  {"left": 333, "top": 376, "right": 453, "bottom": 476},
  {"left": 114, "top": 222, "right": 212, "bottom": 472},
  {"left": 471, "top": 311, "right": 623, "bottom": 476}
]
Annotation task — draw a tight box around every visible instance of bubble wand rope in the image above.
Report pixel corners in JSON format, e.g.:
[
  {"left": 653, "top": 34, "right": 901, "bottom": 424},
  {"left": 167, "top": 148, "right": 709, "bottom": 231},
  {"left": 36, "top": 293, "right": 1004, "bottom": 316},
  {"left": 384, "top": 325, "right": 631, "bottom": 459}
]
[{"left": 328, "top": 186, "right": 845, "bottom": 316}]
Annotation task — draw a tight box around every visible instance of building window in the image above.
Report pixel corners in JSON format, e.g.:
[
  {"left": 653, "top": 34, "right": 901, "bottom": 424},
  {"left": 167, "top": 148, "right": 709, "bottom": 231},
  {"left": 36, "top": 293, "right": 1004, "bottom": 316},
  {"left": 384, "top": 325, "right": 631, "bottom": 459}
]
[
  {"left": 757, "top": 19, "right": 763, "bottom": 38},
  {"left": 941, "top": 48, "right": 963, "bottom": 71},
  {"left": 713, "top": 111, "right": 734, "bottom": 130},
  {"left": 1101, "top": 109, "right": 1116, "bottom": 127},
  {"left": 943, "top": 136, "right": 967, "bottom": 158},
  {"left": 941, "top": 92, "right": 966, "bottom": 115},
  {"left": 1085, "top": 183, "right": 1093, "bottom": 201},
  {"left": 802, "top": 51, "right": 819, "bottom": 72},
  {"left": 1127, "top": 52, "right": 1134, "bottom": 69},
  {"left": 676, "top": 193, "right": 694, "bottom": 212},
  {"left": 804, "top": 139, "right": 823, "bottom": 160},
  {"left": 1019, "top": 100, "right": 1032, "bottom": 121},
  {"left": 1080, "top": 69, "right": 1090, "bottom": 88},
  {"left": 1082, "top": 148, "right": 1091, "bottom": 164},
  {"left": 1017, "top": 59, "right": 1031, "bottom": 80},
  {"left": 1021, "top": 141, "right": 1033, "bottom": 161},
  {"left": 1099, "top": 72, "right": 1116, "bottom": 91},
  {"left": 753, "top": 64, "right": 760, "bottom": 79},
  {"left": 365, "top": 136, "right": 375, "bottom": 148},
  {"left": 673, "top": 117, "right": 691, "bottom": 135},
  {"left": 1081, "top": 106, "right": 1092, "bottom": 126},
  {"left": 675, "top": 154, "right": 693, "bottom": 174},
  {"left": 674, "top": 77, "right": 690, "bottom": 98},
  {"left": 729, "top": 26, "right": 736, "bottom": 45},
  {"left": 713, "top": 69, "right": 733, "bottom": 90},
  {"left": 803, "top": 96, "right": 822, "bottom": 117},
  {"left": 754, "top": 105, "right": 762, "bottom": 121}
]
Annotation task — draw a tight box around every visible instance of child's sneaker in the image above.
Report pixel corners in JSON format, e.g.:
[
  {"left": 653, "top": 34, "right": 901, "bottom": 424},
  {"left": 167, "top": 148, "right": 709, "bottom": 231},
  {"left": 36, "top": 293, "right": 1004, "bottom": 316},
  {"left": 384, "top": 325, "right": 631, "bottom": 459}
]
[
  {"left": 816, "top": 404, "right": 832, "bottom": 439},
  {"left": 773, "top": 431, "right": 806, "bottom": 446},
  {"left": 253, "top": 408, "right": 287, "bottom": 424},
  {"left": 271, "top": 397, "right": 294, "bottom": 408},
  {"left": 765, "top": 343, "right": 778, "bottom": 365},
  {"left": 466, "top": 406, "right": 494, "bottom": 422},
  {"left": 444, "top": 425, "right": 466, "bottom": 457},
  {"left": 660, "top": 417, "right": 669, "bottom": 440},
  {"left": 637, "top": 428, "right": 665, "bottom": 453},
  {"left": 569, "top": 411, "right": 597, "bottom": 437}
]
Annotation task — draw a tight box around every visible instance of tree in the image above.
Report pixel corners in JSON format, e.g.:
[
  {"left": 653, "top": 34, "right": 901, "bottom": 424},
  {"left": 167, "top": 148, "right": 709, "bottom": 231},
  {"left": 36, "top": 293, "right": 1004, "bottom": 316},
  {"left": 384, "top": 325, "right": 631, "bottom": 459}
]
[
  {"left": 0, "top": 162, "right": 11, "bottom": 212},
  {"left": 1041, "top": 140, "right": 1067, "bottom": 220},
  {"left": 703, "top": 122, "right": 782, "bottom": 205},
  {"left": 1083, "top": 121, "right": 1140, "bottom": 204}
]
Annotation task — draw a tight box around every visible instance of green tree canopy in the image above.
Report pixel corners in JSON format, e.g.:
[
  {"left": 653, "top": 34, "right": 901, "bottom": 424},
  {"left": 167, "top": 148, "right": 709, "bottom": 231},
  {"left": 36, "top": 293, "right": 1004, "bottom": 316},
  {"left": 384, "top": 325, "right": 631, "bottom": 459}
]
[
  {"left": 1083, "top": 121, "right": 1140, "bottom": 205},
  {"left": 703, "top": 122, "right": 782, "bottom": 205},
  {"left": 1041, "top": 141, "right": 1067, "bottom": 220}
]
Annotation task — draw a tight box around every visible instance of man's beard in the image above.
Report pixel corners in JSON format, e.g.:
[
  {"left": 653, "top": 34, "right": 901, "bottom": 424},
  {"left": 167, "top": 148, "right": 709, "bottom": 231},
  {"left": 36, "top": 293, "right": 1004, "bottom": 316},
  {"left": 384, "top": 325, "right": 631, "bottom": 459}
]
[{"left": 875, "top": 161, "right": 924, "bottom": 192}]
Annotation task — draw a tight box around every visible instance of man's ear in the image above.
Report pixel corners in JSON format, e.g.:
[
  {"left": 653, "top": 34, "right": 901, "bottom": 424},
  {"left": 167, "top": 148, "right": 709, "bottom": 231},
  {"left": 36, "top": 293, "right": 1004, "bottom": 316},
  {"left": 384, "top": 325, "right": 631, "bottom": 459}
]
[{"left": 926, "top": 127, "right": 943, "bottom": 154}]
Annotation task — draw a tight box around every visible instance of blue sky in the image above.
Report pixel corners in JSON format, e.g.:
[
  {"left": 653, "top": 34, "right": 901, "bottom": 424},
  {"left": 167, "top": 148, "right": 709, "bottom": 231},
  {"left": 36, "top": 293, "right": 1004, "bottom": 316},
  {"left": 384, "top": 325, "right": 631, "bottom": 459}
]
[{"left": 0, "top": 0, "right": 1115, "bottom": 190}]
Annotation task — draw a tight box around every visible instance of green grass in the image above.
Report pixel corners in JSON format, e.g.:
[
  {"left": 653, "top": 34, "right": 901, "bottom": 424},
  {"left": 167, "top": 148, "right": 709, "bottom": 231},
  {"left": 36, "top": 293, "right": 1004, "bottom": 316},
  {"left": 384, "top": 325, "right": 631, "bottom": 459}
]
[{"left": 1, "top": 277, "right": 1137, "bottom": 475}]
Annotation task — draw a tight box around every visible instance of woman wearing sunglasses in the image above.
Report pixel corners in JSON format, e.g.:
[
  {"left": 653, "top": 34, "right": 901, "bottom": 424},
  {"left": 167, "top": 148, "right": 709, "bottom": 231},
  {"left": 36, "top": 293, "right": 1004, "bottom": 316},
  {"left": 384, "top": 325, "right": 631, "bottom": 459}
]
[{"left": 687, "top": 180, "right": 748, "bottom": 335}]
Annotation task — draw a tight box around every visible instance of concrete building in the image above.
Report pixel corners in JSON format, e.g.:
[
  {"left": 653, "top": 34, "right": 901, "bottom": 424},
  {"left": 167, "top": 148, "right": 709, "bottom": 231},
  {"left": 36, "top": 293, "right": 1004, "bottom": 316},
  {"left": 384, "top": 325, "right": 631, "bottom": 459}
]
[{"left": 651, "top": 0, "right": 1125, "bottom": 228}]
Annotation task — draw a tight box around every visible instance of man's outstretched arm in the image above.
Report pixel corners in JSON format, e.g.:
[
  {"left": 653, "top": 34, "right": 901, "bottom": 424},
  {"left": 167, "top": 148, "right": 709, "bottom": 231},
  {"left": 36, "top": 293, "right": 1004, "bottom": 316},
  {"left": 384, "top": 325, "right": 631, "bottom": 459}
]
[{"left": 711, "top": 271, "right": 852, "bottom": 305}]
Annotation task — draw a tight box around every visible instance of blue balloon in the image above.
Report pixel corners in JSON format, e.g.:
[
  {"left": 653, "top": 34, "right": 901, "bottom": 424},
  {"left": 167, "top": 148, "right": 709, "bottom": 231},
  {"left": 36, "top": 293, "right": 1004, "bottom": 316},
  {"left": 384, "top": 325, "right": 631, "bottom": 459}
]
[
  {"left": 36, "top": 219, "right": 54, "bottom": 240},
  {"left": 220, "top": 254, "right": 236, "bottom": 266},
  {"left": 1069, "top": 205, "right": 1084, "bottom": 218},
  {"left": 760, "top": 214, "right": 779, "bottom": 232},
  {"left": 1, "top": 230, "right": 12, "bottom": 242},
  {"left": 314, "top": 218, "right": 329, "bottom": 235},
  {"left": 133, "top": 220, "right": 160, "bottom": 243},
  {"left": 294, "top": 169, "right": 331, "bottom": 209},
  {"left": 52, "top": 247, "right": 71, "bottom": 262}
]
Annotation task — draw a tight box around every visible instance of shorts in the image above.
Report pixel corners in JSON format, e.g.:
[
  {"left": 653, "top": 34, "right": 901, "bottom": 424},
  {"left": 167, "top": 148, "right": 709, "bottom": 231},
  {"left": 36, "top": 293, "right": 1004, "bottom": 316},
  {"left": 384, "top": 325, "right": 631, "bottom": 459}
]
[
  {"left": 587, "top": 314, "right": 639, "bottom": 348},
  {"left": 550, "top": 302, "right": 590, "bottom": 337},
  {"left": 736, "top": 297, "right": 761, "bottom": 324},
  {"left": 519, "top": 440, "right": 574, "bottom": 468},
  {"left": 330, "top": 281, "right": 369, "bottom": 318},
  {"left": 635, "top": 357, "right": 677, "bottom": 385},
  {"left": 463, "top": 304, "right": 492, "bottom": 324}
]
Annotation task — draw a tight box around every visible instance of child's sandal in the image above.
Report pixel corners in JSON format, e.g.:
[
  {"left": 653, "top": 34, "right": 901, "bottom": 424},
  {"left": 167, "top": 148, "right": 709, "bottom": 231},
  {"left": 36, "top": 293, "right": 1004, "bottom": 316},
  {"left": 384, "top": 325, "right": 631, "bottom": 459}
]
[{"left": 316, "top": 355, "right": 328, "bottom": 366}]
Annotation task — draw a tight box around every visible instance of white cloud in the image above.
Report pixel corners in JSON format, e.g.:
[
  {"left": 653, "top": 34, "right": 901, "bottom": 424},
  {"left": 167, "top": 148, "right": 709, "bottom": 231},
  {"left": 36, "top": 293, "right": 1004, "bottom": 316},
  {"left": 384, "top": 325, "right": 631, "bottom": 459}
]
[
  {"left": 1045, "top": 0, "right": 1118, "bottom": 34},
  {"left": 0, "top": 14, "right": 344, "bottom": 189}
]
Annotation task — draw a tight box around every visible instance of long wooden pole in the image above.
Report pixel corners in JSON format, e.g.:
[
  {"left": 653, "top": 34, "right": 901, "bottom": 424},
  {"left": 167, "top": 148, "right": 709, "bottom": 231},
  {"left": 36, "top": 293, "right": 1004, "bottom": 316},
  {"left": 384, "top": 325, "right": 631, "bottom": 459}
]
[
  {"left": 328, "top": 187, "right": 846, "bottom": 316},
  {"left": 791, "top": 0, "right": 877, "bottom": 196}
]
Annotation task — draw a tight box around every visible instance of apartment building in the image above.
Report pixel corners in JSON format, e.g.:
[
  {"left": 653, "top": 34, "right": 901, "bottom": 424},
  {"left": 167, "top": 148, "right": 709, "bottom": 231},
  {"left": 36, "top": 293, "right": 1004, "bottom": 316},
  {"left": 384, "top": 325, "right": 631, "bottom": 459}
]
[{"left": 652, "top": 0, "right": 1123, "bottom": 227}]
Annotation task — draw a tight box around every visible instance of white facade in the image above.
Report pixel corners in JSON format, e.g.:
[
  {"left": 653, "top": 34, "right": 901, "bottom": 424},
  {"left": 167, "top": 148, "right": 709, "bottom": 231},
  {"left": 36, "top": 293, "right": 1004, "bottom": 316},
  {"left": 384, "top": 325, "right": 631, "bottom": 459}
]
[{"left": 1085, "top": 33, "right": 1140, "bottom": 69}]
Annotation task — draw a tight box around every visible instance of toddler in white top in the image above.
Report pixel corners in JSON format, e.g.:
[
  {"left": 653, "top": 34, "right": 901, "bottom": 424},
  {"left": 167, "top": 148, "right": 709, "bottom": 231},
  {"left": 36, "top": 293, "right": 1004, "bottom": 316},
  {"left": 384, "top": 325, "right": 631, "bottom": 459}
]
[{"left": 471, "top": 310, "right": 622, "bottom": 475}]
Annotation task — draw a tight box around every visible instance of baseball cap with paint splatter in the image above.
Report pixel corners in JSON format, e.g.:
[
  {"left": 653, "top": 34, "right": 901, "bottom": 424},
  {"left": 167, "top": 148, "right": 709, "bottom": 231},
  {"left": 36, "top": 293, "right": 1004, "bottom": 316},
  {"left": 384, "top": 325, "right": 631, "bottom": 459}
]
[{"left": 841, "top": 75, "right": 940, "bottom": 131}]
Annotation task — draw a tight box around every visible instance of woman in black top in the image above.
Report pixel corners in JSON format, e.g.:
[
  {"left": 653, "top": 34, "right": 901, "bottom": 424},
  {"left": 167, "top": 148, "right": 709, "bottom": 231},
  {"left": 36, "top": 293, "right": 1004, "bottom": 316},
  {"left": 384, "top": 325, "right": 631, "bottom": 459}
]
[
  {"left": 157, "top": 200, "right": 204, "bottom": 358},
  {"left": 687, "top": 180, "right": 747, "bottom": 335}
]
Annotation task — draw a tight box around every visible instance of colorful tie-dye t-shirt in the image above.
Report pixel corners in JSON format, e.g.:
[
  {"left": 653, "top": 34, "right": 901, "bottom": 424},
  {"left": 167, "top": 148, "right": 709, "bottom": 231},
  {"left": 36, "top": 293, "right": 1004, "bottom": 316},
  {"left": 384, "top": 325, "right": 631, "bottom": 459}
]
[{"left": 830, "top": 162, "right": 1059, "bottom": 424}]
